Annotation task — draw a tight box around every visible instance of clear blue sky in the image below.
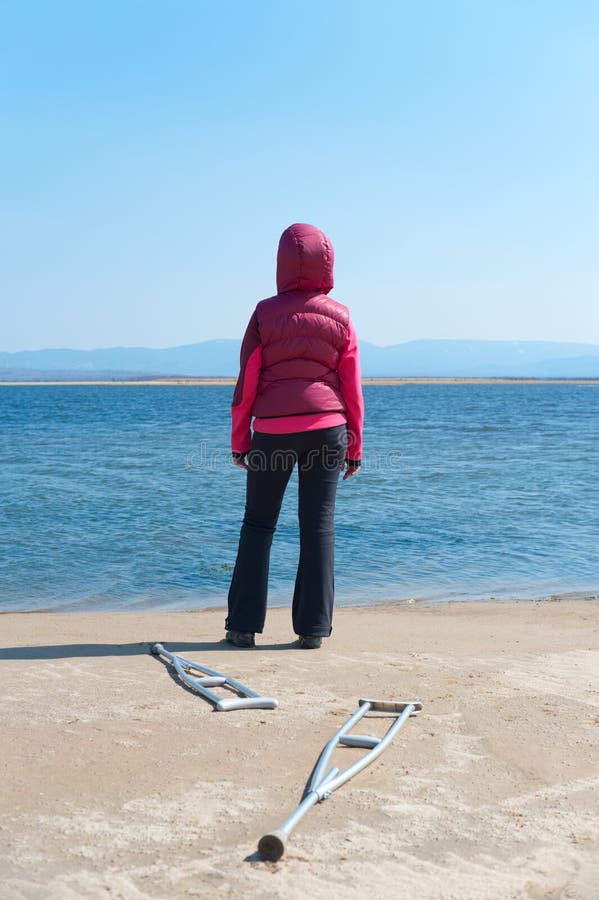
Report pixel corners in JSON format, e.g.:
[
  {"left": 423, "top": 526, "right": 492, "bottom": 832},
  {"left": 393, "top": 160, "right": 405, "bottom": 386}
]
[{"left": 1, "top": 0, "right": 598, "bottom": 351}]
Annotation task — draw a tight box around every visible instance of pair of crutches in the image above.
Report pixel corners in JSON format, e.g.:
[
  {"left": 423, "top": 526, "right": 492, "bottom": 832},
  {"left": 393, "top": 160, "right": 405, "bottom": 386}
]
[{"left": 150, "top": 642, "right": 422, "bottom": 860}]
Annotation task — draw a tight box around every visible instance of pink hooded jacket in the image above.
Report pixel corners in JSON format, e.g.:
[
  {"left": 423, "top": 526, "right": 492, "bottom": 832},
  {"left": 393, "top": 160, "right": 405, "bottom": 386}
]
[{"left": 231, "top": 224, "right": 364, "bottom": 460}]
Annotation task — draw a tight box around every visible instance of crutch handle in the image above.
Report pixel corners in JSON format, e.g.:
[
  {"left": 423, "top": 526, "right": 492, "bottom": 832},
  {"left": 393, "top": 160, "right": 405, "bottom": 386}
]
[
  {"left": 215, "top": 696, "right": 278, "bottom": 712},
  {"left": 339, "top": 734, "right": 380, "bottom": 749},
  {"left": 258, "top": 830, "right": 286, "bottom": 862},
  {"left": 359, "top": 699, "right": 423, "bottom": 714}
]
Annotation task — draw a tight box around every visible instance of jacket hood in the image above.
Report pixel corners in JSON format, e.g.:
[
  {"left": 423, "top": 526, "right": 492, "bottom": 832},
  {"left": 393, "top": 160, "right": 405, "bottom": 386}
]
[{"left": 276, "top": 223, "right": 334, "bottom": 293}]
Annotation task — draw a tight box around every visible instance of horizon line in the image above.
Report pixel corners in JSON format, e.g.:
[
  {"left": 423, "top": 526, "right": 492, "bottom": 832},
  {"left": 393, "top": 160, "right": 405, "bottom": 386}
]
[{"left": 2, "top": 336, "right": 599, "bottom": 355}]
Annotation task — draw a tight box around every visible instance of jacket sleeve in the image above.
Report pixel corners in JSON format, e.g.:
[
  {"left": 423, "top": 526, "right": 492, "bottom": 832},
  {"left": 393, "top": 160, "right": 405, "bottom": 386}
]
[
  {"left": 231, "top": 310, "right": 263, "bottom": 454},
  {"left": 338, "top": 319, "right": 364, "bottom": 461}
]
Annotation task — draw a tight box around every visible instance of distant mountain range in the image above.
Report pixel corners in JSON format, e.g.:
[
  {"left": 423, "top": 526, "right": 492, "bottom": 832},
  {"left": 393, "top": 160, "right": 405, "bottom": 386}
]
[{"left": 1, "top": 339, "right": 599, "bottom": 379}]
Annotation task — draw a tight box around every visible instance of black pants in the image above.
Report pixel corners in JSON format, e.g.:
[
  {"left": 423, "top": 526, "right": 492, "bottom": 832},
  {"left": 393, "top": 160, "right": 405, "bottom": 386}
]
[{"left": 226, "top": 425, "right": 346, "bottom": 637}]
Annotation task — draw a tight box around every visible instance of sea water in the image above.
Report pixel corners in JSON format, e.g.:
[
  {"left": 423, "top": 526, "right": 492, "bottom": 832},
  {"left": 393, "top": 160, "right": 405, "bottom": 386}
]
[{"left": 0, "top": 384, "right": 597, "bottom": 612}]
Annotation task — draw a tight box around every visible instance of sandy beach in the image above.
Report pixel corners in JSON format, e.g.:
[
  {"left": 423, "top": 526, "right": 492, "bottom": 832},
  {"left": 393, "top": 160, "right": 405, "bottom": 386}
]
[{"left": 1, "top": 599, "right": 598, "bottom": 899}]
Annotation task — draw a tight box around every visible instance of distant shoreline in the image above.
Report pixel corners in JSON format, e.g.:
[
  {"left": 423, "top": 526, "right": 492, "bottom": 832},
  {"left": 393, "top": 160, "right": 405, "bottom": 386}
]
[{"left": 0, "top": 377, "right": 598, "bottom": 386}]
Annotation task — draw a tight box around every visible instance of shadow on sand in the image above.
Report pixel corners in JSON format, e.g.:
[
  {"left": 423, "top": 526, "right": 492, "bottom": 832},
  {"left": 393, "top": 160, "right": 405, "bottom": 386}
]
[{"left": 0, "top": 639, "right": 299, "bottom": 660}]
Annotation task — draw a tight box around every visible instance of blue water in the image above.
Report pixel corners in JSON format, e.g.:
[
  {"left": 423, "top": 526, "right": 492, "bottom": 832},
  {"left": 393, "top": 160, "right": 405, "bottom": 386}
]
[{"left": 0, "top": 384, "right": 597, "bottom": 612}]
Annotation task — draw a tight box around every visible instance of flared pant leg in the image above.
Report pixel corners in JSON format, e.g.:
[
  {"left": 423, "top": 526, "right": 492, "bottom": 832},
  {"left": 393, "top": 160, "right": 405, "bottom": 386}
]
[
  {"left": 292, "top": 429, "right": 345, "bottom": 637},
  {"left": 226, "top": 435, "right": 294, "bottom": 633}
]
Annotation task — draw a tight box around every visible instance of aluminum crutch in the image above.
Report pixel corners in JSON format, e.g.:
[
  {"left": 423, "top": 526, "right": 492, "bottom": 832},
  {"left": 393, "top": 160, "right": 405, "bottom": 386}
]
[
  {"left": 258, "top": 698, "right": 422, "bottom": 861},
  {"left": 150, "top": 642, "right": 278, "bottom": 712}
]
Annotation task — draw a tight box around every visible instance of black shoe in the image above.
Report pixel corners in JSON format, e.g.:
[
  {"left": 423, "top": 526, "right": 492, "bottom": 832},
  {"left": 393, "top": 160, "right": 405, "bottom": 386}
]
[
  {"left": 225, "top": 630, "right": 255, "bottom": 648},
  {"left": 298, "top": 635, "right": 322, "bottom": 649}
]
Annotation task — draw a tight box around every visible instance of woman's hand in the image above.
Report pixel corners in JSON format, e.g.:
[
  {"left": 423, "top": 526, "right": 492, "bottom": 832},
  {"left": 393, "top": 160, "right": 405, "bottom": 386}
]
[
  {"left": 232, "top": 452, "right": 249, "bottom": 471},
  {"left": 341, "top": 459, "right": 361, "bottom": 481}
]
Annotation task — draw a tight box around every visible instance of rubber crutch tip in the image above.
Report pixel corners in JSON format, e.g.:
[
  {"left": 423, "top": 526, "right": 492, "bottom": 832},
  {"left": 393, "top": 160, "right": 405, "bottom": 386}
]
[{"left": 258, "top": 832, "right": 285, "bottom": 862}]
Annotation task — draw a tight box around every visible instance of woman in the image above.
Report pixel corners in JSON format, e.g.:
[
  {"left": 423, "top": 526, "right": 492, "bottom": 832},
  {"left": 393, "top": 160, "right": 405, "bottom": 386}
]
[{"left": 226, "top": 223, "right": 364, "bottom": 649}]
